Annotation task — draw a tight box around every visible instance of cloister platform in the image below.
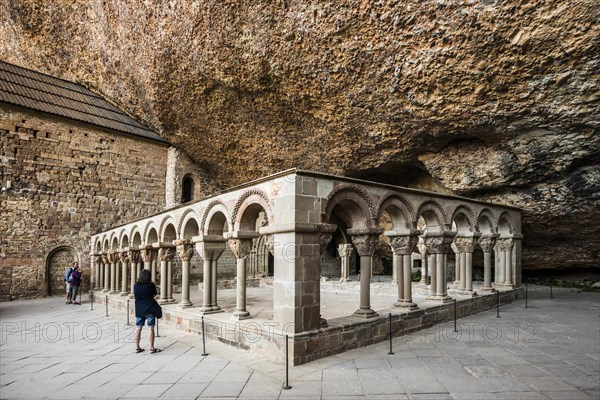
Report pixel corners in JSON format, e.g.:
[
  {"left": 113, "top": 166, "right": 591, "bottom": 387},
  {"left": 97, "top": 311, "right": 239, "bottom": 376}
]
[{"left": 93, "top": 279, "right": 523, "bottom": 365}]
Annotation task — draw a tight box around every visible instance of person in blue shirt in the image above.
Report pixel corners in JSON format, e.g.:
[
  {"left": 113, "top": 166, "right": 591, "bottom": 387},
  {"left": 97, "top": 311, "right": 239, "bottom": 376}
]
[
  {"left": 69, "top": 265, "right": 82, "bottom": 304},
  {"left": 133, "top": 269, "right": 162, "bottom": 353}
]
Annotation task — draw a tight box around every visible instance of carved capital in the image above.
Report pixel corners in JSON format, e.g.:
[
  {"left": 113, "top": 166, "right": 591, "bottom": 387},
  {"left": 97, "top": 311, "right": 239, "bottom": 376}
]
[
  {"left": 228, "top": 238, "right": 254, "bottom": 260},
  {"left": 337, "top": 243, "right": 354, "bottom": 258},
  {"left": 478, "top": 234, "right": 499, "bottom": 252},
  {"left": 264, "top": 234, "right": 275, "bottom": 255},
  {"left": 347, "top": 227, "right": 383, "bottom": 257},
  {"left": 128, "top": 250, "right": 140, "bottom": 264},
  {"left": 496, "top": 238, "right": 514, "bottom": 252},
  {"left": 139, "top": 246, "right": 153, "bottom": 263},
  {"left": 119, "top": 251, "right": 130, "bottom": 264},
  {"left": 422, "top": 232, "right": 457, "bottom": 254},
  {"left": 101, "top": 254, "right": 109, "bottom": 265},
  {"left": 454, "top": 236, "right": 479, "bottom": 253},
  {"left": 107, "top": 252, "right": 118, "bottom": 264},
  {"left": 177, "top": 242, "right": 194, "bottom": 262},
  {"left": 388, "top": 233, "right": 421, "bottom": 255},
  {"left": 96, "top": 255, "right": 104, "bottom": 265},
  {"left": 158, "top": 247, "right": 175, "bottom": 262},
  {"left": 317, "top": 224, "right": 337, "bottom": 256}
]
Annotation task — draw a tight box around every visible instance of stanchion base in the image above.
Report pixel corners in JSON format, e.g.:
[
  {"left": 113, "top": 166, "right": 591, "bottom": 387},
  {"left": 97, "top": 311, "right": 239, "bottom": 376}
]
[
  {"left": 282, "top": 385, "right": 292, "bottom": 390},
  {"left": 387, "top": 351, "right": 395, "bottom": 355}
]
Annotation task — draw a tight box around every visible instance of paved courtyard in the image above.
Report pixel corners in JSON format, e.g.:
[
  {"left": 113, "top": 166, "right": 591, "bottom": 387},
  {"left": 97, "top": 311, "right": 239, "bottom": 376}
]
[{"left": 1, "top": 286, "right": 598, "bottom": 400}]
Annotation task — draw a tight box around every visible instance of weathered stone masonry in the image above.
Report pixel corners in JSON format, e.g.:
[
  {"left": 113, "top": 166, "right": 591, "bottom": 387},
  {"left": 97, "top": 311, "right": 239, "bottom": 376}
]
[{"left": 0, "top": 105, "right": 219, "bottom": 300}]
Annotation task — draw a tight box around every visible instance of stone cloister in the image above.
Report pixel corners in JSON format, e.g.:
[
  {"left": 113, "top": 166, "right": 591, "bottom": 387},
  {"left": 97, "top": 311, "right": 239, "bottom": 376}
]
[{"left": 90, "top": 169, "right": 523, "bottom": 364}]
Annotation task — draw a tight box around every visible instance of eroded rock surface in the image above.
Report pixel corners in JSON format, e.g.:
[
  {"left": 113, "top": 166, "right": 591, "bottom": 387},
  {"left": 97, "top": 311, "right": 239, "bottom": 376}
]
[{"left": 1, "top": 0, "right": 598, "bottom": 270}]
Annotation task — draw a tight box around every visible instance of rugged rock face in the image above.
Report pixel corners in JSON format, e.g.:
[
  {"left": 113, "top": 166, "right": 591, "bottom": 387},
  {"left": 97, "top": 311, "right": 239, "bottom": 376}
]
[{"left": 1, "top": 0, "right": 598, "bottom": 271}]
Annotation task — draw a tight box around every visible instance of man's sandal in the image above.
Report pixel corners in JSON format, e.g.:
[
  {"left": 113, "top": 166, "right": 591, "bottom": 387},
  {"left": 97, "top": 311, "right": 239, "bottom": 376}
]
[
  {"left": 150, "top": 348, "right": 161, "bottom": 354},
  {"left": 135, "top": 348, "right": 145, "bottom": 353}
]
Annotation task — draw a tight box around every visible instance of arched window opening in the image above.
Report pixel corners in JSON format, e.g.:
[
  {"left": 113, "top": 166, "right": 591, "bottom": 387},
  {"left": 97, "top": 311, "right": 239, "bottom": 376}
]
[{"left": 182, "top": 174, "right": 195, "bottom": 203}]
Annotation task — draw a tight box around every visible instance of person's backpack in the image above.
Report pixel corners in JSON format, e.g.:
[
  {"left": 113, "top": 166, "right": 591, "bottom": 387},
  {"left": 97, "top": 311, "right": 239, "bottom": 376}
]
[{"left": 64, "top": 267, "right": 74, "bottom": 283}]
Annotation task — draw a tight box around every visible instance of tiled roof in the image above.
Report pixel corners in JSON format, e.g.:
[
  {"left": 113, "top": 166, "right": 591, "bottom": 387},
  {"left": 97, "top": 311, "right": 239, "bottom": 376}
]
[{"left": 0, "top": 60, "right": 169, "bottom": 144}]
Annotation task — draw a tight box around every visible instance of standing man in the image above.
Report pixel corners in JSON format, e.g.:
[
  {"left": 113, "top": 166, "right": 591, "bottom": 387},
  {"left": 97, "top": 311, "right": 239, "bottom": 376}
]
[
  {"left": 64, "top": 264, "right": 74, "bottom": 304},
  {"left": 70, "top": 264, "right": 82, "bottom": 305}
]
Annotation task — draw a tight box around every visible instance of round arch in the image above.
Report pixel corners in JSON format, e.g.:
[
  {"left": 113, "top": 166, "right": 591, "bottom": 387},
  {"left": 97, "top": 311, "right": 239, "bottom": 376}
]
[
  {"left": 324, "top": 186, "right": 375, "bottom": 228},
  {"left": 451, "top": 205, "right": 476, "bottom": 233},
  {"left": 46, "top": 245, "right": 80, "bottom": 296},
  {"left": 375, "top": 193, "right": 415, "bottom": 232},
  {"left": 233, "top": 190, "right": 274, "bottom": 231},
  {"left": 497, "top": 212, "right": 514, "bottom": 235},
  {"left": 201, "top": 201, "right": 232, "bottom": 235},
  {"left": 415, "top": 200, "right": 448, "bottom": 232},
  {"left": 477, "top": 208, "right": 496, "bottom": 234}
]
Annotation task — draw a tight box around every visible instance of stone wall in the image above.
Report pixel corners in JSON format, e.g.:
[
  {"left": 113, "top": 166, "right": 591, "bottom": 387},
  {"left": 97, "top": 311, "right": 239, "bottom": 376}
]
[{"left": 0, "top": 106, "right": 214, "bottom": 300}]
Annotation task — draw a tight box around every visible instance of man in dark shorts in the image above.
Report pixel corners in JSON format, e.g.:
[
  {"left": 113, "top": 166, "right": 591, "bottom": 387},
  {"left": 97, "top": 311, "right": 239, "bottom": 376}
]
[{"left": 133, "top": 269, "right": 162, "bottom": 353}]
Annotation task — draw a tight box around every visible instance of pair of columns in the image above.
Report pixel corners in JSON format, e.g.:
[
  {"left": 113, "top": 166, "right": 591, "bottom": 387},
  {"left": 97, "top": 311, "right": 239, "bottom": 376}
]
[
  {"left": 452, "top": 234, "right": 480, "bottom": 296},
  {"left": 494, "top": 235, "right": 521, "bottom": 289},
  {"left": 192, "top": 232, "right": 258, "bottom": 319},
  {"left": 386, "top": 229, "right": 423, "bottom": 309}
]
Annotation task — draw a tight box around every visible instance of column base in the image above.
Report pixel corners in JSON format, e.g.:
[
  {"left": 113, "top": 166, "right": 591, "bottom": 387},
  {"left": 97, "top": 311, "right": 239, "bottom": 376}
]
[
  {"left": 119, "top": 291, "right": 129, "bottom": 296},
  {"left": 178, "top": 301, "right": 193, "bottom": 309},
  {"left": 481, "top": 286, "right": 495, "bottom": 292},
  {"left": 102, "top": 289, "right": 110, "bottom": 293},
  {"left": 232, "top": 310, "right": 251, "bottom": 320},
  {"left": 461, "top": 290, "right": 478, "bottom": 298},
  {"left": 211, "top": 305, "right": 222, "bottom": 312},
  {"left": 426, "top": 295, "right": 453, "bottom": 303},
  {"left": 393, "top": 300, "right": 418, "bottom": 309},
  {"left": 158, "top": 298, "right": 170, "bottom": 304},
  {"left": 128, "top": 293, "right": 135, "bottom": 299},
  {"left": 454, "top": 280, "right": 460, "bottom": 285},
  {"left": 391, "top": 280, "right": 398, "bottom": 285},
  {"left": 199, "top": 308, "right": 224, "bottom": 315},
  {"left": 353, "top": 308, "right": 379, "bottom": 319},
  {"left": 108, "top": 290, "right": 119, "bottom": 295},
  {"left": 339, "top": 278, "right": 351, "bottom": 283}
]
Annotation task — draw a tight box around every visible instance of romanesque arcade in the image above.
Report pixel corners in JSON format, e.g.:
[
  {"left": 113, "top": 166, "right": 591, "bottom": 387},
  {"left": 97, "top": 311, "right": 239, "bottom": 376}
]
[{"left": 91, "top": 170, "right": 522, "bottom": 340}]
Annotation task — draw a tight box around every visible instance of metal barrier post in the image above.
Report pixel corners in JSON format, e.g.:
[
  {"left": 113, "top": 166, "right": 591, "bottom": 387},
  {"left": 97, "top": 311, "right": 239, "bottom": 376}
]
[
  {"left": 525, "top": 283, "right": 528, "bottom": 308},
  {"left": 283, "top": 334, "right": 292, "bottom": 390},
  {"left": 550, "top": 285, "right": 553, "bottom": 299},
  {"left": 201, "top": 316, "right": 208, "bottom": 356},
  {"left": 496, "top": 291, "right": 500, "bottom": 318},
  {"left": 90, "top": 290, "right": 94, "bottom": 310},
  {"left": 105, "top": 295, "right": 108, "bottom": 317},
  {"left": 127, "top": 299, "right": 130, "bottom": 325},
  {"left": 453, "top": 299, "right": 458, "bottom": 332},
  {"left": 156, "top": 318, "right": 160, "bottom": 337},
  {"left": 387, "top": 313, "right": 394, "bottom": 355}
]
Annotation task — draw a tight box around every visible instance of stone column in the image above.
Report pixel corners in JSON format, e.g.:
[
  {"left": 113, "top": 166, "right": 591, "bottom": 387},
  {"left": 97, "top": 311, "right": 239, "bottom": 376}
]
[
  {"left": 417, "top": 242, "right": 429, "bottom": 285},
  {"left": 167, "top": 256, "right": 174, "bottom": 302},
  {"left": 478, "top": 234, "right": 499, "bottom": 292},
  {"left": 228, "top": 237, "right": 254, "bottom": 320},
  {"left": 109, "top": 252, "right": 118, "bottom": 294},
  {"left": 423, "top": 232, "right": 456, "bottom": 302},
  {"left": 387, "top": 230, "right": 422, "bottom": 309},
  {"left": 157, "top": 247, "right": 175, "bottom": 304},
  {"left": 195, "top": 235, "right": 226, "bottom": 314},
  {"left": 151, "top": 257, "right": 158, "bottom": 287},
  {"left": 512, "top": 234, "right": 523, "bottom": 287},
  {"left": 175, "top": 240, "right": 194, "bottom": 308},
  {"left": 348, "top": 227, "right": 382, "bottom": 319},
  {"left": 497, "top": 238, "right": 514, "bottom": 288},
  {"left": 94, "top": 255, "right": 102, "bottom": 290},
  {"left": 454, "top": 235, "right": 480, "bottom": 296},
  {"left": 451, "top": 242, "right": 460, "bottom": 285},
  {"left": 102, "top": 254, "right": 110, "bottom": 292},
  {"left": 494, "top": 242, "right": 504, "bottom": 286},
  {"left": 119, "top": 252, "right": 130, "bottom": 296},
  {"left": 338, "top": 244, "right": 353, "bottom": 282},
  {"left": 129, "top": 250, "right": 139, "bottom": 298}
]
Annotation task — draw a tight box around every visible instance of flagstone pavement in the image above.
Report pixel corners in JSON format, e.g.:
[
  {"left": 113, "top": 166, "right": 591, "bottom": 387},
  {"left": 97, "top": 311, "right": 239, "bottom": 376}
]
[{"left": 0, "top": 286, "right": 598, "bottom": 400}]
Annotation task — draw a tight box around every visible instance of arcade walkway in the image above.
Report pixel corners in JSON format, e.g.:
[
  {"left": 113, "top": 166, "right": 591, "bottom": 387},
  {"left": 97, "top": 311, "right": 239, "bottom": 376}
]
[{"left": 1, "top": 287, "right": 598, "bottom": 399}]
